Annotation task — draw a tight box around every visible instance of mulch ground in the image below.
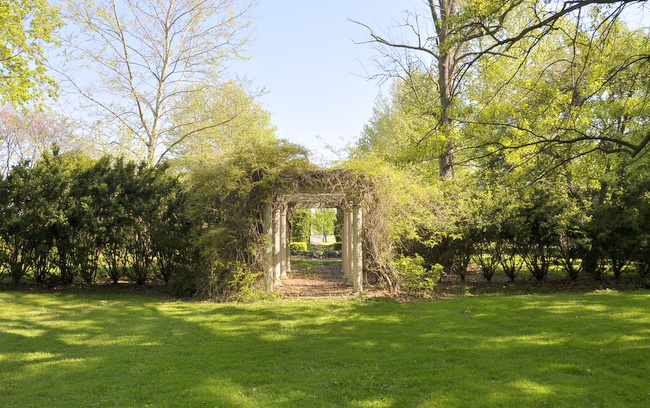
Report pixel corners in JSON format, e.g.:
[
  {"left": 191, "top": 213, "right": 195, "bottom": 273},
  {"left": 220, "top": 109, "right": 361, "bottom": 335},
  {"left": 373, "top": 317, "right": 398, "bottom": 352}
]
[
  {"left": 274, "top": 261, "right": 387, "bottom": 299},
  {"left": 274, "top": 260, "right": 647, "bottom": 299},
  {"left": 3, "top": 261, "right": 645, "bottom": 300}
]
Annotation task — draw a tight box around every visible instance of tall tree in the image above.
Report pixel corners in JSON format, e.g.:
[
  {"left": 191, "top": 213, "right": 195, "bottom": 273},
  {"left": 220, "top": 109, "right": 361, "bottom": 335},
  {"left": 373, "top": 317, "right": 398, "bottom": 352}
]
[
  {"left": 168, "top": 80, "right": 276, "bottom": 167},
  {"left": 0, "top": 0, "right": 63, "bottom": 105},
  {"left": 355, "top": 0, "right": 523, "bottom": 179},
  {"left": 356, "top": 72, "right": 447, "bottom": 176},
  {"left": 464, "top": 14, "right": 650, "bottom": 181},
  {"left": 355, "top": 0, "right": 645, "bottom": 179},
  {"left": 56, "top": 0, "right": 255, "bottom": 165}
]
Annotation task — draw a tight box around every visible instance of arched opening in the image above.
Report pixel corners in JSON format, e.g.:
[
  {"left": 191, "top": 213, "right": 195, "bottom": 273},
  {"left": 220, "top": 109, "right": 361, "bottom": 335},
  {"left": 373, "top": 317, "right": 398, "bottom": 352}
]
[
  {"left": 264, "top": 192, "right": 363, "bottom": 294},
  {"left": 289, "top": 206, "right": 341, "bottom": 257},
  {"left": 281, "top": 206, "right": 345, "bottom": 296},
  {"left": 308, "top": 207, "right": 339, "bottom": 247}
]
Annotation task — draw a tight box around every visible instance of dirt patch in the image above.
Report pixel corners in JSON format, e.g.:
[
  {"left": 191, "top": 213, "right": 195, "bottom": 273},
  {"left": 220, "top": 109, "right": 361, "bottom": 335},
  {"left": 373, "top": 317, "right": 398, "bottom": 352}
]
[
  {"left": 276, "top": 263, "right": 647, "bottom": 300},
  {"left": 275, "top": 261, "right": 386, "bottom": 299},
  {"left": 424, "top": 271, "right": 647, "bottom": 299},
  {"left": 3, "top": 266, "right": 645, "bottom": 300}
]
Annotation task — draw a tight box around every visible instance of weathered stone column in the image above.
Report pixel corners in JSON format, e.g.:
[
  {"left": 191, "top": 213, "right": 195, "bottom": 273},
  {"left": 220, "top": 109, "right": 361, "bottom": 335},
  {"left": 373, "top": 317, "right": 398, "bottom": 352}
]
[
  {"left": 342, "top": 206, "right": 351, "bottom": 284},
  {"left": 263, "top": 206, "right": 274, "bottom": 291},
  {"left": 280, "top": 204, "right": 288, "bottom": 278},
  {"left": 286, "top": 209, "right": 292, "bottom": 275},
  {"left": 352, "top": 205, "right": 363, "bottom": 292},
  {"left": 273, "top": 205, "right": 282, "bottom": 285}
]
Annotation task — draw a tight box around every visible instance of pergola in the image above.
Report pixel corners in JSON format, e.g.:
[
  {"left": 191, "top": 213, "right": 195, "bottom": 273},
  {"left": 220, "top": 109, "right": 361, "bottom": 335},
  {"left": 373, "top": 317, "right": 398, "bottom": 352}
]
[{"left": 262, "top": 173, "right": 365, "bottom": 292}]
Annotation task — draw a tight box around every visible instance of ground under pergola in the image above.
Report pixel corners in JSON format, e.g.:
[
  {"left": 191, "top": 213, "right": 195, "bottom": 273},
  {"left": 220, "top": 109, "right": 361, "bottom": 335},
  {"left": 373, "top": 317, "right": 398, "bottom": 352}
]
[
  {"left": 263, "top": 175, "right": 365, "bottom": 293},
  {"left": 273, "top": 260, "right": 351, "bottom": 297},
  {"left": 273, "top": 259, "right": 385, "bottom": 298}
]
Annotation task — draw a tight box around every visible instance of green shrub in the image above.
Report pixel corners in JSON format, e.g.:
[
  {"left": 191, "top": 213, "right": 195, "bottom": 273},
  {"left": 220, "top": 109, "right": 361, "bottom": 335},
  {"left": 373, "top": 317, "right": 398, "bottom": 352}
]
[
  {"left": 332, "top": 242, "right": 342, "bottom": 251},
  {"left": 290, "top": 242, "right": 308, "bottom": 252},
  {"left": 394, "top": 255, "right": 442, "bottom": 295},
  {"left": 167, "top": 264, "right": 198, "bottom": 298},
  {"left": 224, "top": 261, "right": 265, "bottom": 302},
  {"left": 290, "top": 209, "right": 312, "bottom": 243}
]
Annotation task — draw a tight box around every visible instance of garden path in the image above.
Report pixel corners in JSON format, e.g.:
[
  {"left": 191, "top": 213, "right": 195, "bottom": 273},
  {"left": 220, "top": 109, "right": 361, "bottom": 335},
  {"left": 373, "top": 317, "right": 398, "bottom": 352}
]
[{"left": 274, "top": 261, "right": 356, "bottom": 298}]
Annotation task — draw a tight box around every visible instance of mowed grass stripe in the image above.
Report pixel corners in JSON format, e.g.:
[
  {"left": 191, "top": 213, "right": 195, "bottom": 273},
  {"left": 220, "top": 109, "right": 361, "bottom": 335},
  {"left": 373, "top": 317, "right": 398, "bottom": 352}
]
[{"left": 0, "top": 291, "right": 648, "bottom": 407}]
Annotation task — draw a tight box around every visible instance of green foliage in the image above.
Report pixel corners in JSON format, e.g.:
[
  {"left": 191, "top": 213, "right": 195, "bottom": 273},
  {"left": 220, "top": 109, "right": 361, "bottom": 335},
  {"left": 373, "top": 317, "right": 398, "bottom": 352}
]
[
  {"left": 290, "top": 242, "right": 308, "bottom": 252},
  {"left": 185, "top": 139, "right": 312, "bottom": 298},
  {"left": 166, "top": 263, "right": 198, "bottom": 298},
  {"left": 513, "top": 181, "right": 578, "bottom": 281},
  {"left": 170, "top": 80, "right": 278, "bottom": 166},
  {"left": 0, "top": 150, "right": 190, "bottom": 287},
  {"left": 349, "top": 1, "right": 650, "bottom": 290},
  {"left": 393, "top": 255, "right": 442, "bottom": 295},
  {"left": 344, "top": 154, "right": 442, "bottom": 290},
  {"left": 0, "top": 162, "right": 33, "bottom": 283},
  {"left": 289, "top": 209, "right": 311, "bottom": 243},
  {"left": 224, "top": 261, "right": 268, "bottom": 302},
  {"left": 585, "top": 172, "right": 650, "bottom": 280},
  {"left": 356, "top": 74, "right": 445, "bottom": 177},
  {"left": 557, "top": 233, "right": 588, "bottom": 281},
  {"left": 353, "top": 35, "right": 650, "bottom": 284},
  {"left": 310, "top": 208, "right": 337, "bottom": 237},
  {"left": 473, "top": 250, "right": 498, "bottom": 282},
  {"left": 0, "top": 0, "right": 63, "bottom": 105},
  {"left": 465, "top": 17, "right": 650, "bottom": 179}
]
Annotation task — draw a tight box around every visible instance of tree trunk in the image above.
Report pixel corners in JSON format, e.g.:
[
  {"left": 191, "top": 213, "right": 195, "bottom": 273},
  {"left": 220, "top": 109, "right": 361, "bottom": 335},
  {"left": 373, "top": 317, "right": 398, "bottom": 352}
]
[{"left": 433, "top": 0, "right": 457, "bottom": 179}]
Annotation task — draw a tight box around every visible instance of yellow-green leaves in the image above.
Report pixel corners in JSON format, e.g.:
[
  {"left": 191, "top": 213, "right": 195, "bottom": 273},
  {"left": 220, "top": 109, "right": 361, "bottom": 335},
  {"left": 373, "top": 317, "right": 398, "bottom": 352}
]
[
  {"left": 57, "top": 0, "right": 255, "bottom": 165},
  {"left": 0, "top": 0, "right": 63, "bottom": 105}
]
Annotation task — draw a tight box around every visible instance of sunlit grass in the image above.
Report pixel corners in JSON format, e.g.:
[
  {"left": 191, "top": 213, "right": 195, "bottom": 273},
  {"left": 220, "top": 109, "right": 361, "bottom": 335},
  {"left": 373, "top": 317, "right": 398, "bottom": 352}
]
[
  {"left": 291, "top": 259, "right": 342, "bottom": 269},
  {"left": 0, "top": 290, "right": 648, "bottom": 407}
]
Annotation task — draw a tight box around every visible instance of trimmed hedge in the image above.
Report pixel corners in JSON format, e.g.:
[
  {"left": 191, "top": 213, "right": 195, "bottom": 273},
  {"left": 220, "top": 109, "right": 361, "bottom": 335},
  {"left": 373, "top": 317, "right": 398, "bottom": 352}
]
[{"left": 290, "top": 242, "right": 308, "bottom": 252}]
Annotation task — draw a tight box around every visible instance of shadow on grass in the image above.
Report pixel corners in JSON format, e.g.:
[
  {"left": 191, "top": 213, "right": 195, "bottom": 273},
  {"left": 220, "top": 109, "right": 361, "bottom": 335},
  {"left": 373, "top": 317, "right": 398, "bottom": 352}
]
[{"left": 0, "top": 291, "right": 649, "bottom": 407}]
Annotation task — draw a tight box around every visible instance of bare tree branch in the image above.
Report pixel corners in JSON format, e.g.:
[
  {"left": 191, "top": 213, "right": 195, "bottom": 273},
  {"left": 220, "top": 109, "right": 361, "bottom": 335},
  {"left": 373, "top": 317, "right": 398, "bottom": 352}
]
[{"left": 55, "top": 0, "right": 256, "bottom": 164}]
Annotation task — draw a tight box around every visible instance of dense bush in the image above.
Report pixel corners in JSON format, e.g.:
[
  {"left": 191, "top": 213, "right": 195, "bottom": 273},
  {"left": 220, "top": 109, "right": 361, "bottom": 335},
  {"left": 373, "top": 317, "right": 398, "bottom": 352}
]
[
  {"left": 3, "top": 143, "right": 648, "bottom": 299},
  {"left": 454, "top": 172, "right": 650, "bottom": 284},
  {"left": 290, "top": 242, "right": 308, "bottom": 252},
  {"left": 0, "top": 150, "right": 192, "bottom": 288},
  {"left": 289, "top": 209, "right": 311, "bottom": 243},
  {"left": 394, "top": 255, "right": 442, "bottom": 295},
  {"left": 395, "top": 169, "right": 650, "bottom": 286},
  {"left": 183, "top": 140, "right": 313, "bottom": 298}
]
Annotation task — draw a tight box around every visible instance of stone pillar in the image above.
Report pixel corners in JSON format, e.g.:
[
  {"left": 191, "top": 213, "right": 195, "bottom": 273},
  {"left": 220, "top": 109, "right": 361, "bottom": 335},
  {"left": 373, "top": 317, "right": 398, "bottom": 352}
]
[
  {"left": 263, "top": 207, "right": 274, "bottom": 291},
  {"left": 280, "top": 204, "right": 288, "bottom": 278},
  {"left": 286, "top": 209, "right": 292, "bottom": 274},
  {"left": 352, "top": 205, "right": 363, "bottom": 292},
  {"left": 342, "top": 207, "right": 351, "bottom": 284},
  {"left": 273, "top": 205, "right": 282, "bottom": 285}
]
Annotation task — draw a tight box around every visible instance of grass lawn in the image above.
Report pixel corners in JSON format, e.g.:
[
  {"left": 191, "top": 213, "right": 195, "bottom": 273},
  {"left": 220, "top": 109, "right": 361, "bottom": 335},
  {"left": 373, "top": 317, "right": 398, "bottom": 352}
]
[
  {"left": 291, "top": 259, "right": 343, "bottom": 269},
  {"left": 0, "top": 290, "right": 648, "bottom": 407}
]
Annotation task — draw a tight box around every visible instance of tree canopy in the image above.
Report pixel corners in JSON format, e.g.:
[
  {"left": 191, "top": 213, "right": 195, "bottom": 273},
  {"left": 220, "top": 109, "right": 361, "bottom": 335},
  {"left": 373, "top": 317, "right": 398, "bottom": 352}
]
[
  {"left": 3, "top": 0, "right": 650, "bottom": 297},
  {"left": 0, "top": 0, "right": 63, "bottom": 105},
  {"left": 355, "top": 0, "right": 649, "bottom": 178},
  {"left": 350, "top": 1, "right": 650, "bottom": 289},
  {"left": 55, "top": 0, "right": 256, "bottom": 165}
]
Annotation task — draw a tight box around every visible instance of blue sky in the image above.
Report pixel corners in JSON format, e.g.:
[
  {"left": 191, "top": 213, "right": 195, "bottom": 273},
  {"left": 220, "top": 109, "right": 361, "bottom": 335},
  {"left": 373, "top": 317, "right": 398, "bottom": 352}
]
[{"left": 227, "top": 0, "right": 410, "bottom": 165}]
